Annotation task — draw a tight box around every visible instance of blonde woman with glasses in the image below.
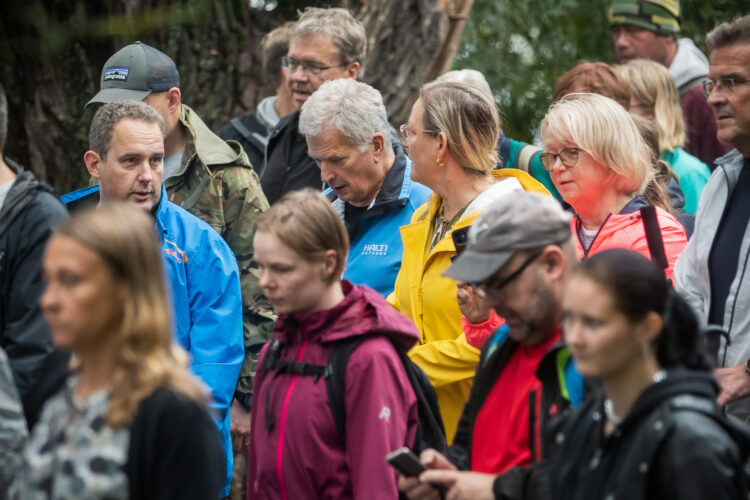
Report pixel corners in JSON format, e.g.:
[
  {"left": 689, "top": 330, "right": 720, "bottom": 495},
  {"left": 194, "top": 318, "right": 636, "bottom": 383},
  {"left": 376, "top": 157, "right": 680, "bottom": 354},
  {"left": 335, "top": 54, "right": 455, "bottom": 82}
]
[{"left": 540, "top": 93, "right": 687, "bottom": 278}]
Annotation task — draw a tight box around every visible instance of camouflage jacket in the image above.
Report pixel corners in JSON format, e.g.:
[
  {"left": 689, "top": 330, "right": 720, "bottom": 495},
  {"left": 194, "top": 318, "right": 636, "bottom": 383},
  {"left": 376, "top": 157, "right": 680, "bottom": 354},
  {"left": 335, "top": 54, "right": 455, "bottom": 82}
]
[{"left": 166, "top": 104, "right": 276, "bottom": 408}]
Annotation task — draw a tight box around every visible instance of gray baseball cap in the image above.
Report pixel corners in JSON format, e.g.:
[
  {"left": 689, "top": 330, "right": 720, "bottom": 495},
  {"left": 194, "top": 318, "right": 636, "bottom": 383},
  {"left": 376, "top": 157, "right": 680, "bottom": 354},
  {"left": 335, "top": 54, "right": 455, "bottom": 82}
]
[
  {"left": 444, "top": 192, "right": 572, "bottom": 283},
  {"left": 86, "top": 41, "right": 180, "bottom": 107}
]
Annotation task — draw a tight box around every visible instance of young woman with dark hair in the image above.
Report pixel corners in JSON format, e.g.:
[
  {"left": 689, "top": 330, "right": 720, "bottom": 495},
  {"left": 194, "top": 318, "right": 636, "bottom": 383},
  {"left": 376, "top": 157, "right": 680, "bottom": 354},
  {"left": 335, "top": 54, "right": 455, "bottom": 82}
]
[{"left": 557, "top": 249, "right": 749, "bottom": 500}]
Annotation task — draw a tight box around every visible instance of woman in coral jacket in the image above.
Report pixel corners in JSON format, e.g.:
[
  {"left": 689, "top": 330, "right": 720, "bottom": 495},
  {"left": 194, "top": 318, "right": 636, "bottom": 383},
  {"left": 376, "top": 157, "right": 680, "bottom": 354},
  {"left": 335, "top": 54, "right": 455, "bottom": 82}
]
[
  {"left": 539, "top": 93, "right": 687, "bottom": 279},
  {"left": 389, "top": 80, "right": 549, "bottom": 443},
  {"left": 247, "top": 189, "right": 419, "bottom": 500}
]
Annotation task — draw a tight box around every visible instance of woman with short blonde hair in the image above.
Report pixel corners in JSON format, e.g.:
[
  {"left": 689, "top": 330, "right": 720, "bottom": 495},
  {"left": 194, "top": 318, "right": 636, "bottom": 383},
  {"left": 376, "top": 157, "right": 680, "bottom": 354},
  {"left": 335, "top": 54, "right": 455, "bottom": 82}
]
[
  {"left": 16, "top": 204, "right": 224, "bottom": 499},
  {"left": 540, "top": 93, "right": 687, "bottom": 278},
  {"left": 618, "top": 59, "right": 711, "bottom": 214}
]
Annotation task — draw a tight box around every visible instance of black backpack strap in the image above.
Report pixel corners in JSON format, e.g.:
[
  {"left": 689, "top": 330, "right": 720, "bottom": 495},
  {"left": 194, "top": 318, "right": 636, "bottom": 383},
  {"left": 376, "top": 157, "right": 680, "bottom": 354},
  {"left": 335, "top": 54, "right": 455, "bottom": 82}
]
[
  {"left": 325, "top": 336, "right": 367, "bottom": 445},
  {"left": 640, "top": 205, "right": 669, "bottom": 279},
  {"left": 262, "top": 339, "right": 327, "bottom": 431}
]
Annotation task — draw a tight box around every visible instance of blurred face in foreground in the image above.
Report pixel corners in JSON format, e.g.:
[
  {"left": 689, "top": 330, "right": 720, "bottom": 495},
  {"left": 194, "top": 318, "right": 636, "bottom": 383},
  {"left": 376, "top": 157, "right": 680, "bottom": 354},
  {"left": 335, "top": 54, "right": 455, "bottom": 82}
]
[{"left": 40, "top": 234, "right": 123, "bottom": 354}]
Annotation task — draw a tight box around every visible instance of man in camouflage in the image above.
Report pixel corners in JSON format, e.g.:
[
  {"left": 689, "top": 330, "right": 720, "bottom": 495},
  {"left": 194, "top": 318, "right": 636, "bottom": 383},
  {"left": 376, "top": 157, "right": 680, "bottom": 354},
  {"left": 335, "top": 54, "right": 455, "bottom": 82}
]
[{"left": 86, "top": 42, "right": 275, "bottom": 452}]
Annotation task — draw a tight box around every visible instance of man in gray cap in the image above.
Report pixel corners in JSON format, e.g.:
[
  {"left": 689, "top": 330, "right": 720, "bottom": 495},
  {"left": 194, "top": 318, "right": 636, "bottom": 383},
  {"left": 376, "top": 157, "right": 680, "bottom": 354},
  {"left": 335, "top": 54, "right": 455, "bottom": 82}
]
[
  {"left": 86, "top": 41, "right": 275, "bottom": 487},
  {"left": 399, "top": 191, "right": 584, "bottom": 500}
]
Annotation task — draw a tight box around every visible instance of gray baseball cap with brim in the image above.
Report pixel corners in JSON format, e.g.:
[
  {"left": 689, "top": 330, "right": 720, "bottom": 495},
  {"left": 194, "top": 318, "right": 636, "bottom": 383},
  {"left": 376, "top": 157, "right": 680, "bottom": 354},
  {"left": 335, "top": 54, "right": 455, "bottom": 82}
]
[
  {"left": 86, "top": 41, "right": 180, "bottom": 108},
  {"left": 444, "top": 191, "right": 572, "bottom": 283}
]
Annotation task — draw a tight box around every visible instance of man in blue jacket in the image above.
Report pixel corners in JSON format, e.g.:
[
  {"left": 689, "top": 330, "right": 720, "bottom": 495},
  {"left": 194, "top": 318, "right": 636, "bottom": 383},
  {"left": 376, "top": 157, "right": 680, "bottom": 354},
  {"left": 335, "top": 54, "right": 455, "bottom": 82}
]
[
  {"left": 299, "top": 78, "right": 431, "bottom": 296},
  {"left": 62, "top": 100, "right": 243, "bottom": 497}
]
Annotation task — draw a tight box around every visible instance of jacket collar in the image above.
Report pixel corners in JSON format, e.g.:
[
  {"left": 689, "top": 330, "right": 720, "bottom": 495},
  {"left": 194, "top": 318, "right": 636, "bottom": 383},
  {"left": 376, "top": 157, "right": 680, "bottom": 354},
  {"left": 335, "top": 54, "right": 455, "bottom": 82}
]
[
  {"left": 273, "top": 280, "right": 419, "bottom": 350},
  {"left": 175, "top": 104, "right": 252, "bottom": 177}
]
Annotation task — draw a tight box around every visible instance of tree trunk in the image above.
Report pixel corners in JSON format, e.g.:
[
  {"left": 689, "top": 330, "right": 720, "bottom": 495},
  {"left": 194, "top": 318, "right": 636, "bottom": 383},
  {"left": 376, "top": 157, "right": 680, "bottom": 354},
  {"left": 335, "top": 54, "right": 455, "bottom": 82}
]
[{"left": 0, "top": 0, "right": 472, "bottom": 194}]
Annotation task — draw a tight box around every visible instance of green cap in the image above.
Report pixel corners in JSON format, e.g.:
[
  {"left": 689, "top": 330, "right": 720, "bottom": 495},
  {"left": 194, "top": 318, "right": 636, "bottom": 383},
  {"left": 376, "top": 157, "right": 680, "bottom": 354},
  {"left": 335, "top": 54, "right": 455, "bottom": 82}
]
[
  {"left": 608, "top": 0, "right": 681, "bottom": 36},
  {"left": 86, "top": 42, "right": 180, "bottom": 108}
]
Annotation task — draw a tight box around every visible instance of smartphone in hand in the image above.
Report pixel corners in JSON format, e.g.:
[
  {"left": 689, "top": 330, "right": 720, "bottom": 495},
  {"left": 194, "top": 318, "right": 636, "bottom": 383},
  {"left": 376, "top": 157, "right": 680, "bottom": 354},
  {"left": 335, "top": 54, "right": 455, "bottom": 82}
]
[{"left": 386, "top": 447, "right": 426, "bottom": 477}]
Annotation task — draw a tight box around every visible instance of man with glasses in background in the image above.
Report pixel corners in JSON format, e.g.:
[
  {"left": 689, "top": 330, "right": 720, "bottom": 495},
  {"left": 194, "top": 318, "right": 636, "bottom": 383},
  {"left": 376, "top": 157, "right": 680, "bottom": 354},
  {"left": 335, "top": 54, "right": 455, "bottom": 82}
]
[
  {"left": 260, "top": 7, "right": 366, "bottom": 205},
  {"left": 676, "top": 15, "right": 750, "bottom": 422},
  {"left": 398, "top": 191, "right": 584, "bottom": 500}
]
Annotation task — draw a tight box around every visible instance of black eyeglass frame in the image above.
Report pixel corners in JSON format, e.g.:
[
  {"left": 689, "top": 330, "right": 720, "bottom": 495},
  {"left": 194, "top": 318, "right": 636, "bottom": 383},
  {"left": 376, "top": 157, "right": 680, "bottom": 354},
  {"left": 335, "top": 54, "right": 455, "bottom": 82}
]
[
  {"left": 539, "top": 148, "right": 581, "bottom": 172},
  {"left": 469, "top": 251, "right": 543, "bottom": 296}
]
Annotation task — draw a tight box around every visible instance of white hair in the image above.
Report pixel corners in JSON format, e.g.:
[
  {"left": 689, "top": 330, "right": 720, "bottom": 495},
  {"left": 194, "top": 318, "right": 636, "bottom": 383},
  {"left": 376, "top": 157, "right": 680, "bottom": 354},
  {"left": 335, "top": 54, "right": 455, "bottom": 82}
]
[
  {"left": 299, "top": 78, "right": 391, "bottom": 152},
  {"left": 435, "top": 69, "right": 494, "bottom": 101}
]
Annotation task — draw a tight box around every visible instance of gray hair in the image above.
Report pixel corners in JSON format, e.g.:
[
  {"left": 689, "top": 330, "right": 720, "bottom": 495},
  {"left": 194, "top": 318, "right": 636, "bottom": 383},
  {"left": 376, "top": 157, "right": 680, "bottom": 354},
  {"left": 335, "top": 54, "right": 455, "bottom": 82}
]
[
  {"left": 299, "top": 79, "right": 391, "bottom": 152},
  {"left": 435, "top": 70, "right": 494, "bottom": 102},
  {"left": 706, "top": 15, "right": 750, "bottom": 52},
  {"left": 89, "top": 100, "right": 165, "bottom": 160},
  {"left": 0, "top": 82, "right": 6, "bottom": 154},
  {"left": 293, "top": 7, "right": 367, "bottom": 65}
]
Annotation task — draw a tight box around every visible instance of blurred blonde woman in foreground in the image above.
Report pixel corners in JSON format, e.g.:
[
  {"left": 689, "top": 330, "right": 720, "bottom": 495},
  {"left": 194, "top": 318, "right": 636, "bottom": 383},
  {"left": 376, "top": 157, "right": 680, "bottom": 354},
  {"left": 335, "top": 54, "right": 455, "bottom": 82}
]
[{"left": 14, "top": 204, "right": 224, "bottom": 499}]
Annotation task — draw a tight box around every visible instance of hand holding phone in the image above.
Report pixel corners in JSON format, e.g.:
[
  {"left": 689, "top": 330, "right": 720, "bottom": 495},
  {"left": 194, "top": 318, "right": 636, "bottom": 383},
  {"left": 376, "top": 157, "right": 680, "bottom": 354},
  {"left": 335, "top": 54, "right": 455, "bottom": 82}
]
[{"left": 386, "top": 447, "right": 426, "bottom": 477}]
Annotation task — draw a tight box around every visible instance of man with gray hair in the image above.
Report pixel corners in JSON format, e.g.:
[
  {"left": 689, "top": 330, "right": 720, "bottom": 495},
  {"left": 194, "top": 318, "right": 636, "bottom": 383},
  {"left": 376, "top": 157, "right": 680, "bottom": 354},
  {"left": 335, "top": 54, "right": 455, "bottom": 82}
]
[
  {"left": 300, "top": 79, "right": 430, "bottom": 295},
  {"left": 675, "top": 14, "right": 750, "bottom": 422},
  {"left": 260, "top": 7, "right": 367, "bottom": 204},
  {"left": 62, "top": 100, "right": 243, "bottom": 496}
]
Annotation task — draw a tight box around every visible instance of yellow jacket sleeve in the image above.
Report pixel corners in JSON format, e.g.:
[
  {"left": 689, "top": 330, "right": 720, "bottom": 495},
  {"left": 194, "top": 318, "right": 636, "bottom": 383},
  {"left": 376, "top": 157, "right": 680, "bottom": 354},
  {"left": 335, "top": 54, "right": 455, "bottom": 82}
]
[{"left": 408, "top": 333, "right": 480, "bottom": 388}]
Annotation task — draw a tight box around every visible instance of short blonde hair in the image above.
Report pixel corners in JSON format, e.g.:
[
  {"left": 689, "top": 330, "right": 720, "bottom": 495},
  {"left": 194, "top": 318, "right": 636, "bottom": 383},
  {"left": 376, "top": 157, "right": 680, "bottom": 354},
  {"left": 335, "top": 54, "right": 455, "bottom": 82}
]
[
  {"left": 55, "top": 204, "right": 208, "bottom": 428},
  {"left": 540, "top": 93, "right": 653, "bottom": 196},
  {"left": 419, "top": 80, "right": 499, "bottom": 176},
  {"left": 618, "top": 59, "right": 685, "bottom": 151},
  {"left": 256, "top": 189, "right": 349, "bottom": 283}
]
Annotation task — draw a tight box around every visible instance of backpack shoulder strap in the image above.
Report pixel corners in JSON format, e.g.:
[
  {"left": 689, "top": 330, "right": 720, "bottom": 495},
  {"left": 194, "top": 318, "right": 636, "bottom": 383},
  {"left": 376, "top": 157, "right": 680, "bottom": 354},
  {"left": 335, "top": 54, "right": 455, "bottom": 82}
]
[{"left": 325, "top": 336, "right": 367, "bottom": 445}]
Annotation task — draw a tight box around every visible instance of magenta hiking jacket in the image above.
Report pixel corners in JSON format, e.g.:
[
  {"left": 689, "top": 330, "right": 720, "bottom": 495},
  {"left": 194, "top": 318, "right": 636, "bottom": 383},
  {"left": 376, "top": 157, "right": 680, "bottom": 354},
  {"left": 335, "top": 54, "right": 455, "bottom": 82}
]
[{"left": 247, "top": 281, "right": 419, "bottom": 500}]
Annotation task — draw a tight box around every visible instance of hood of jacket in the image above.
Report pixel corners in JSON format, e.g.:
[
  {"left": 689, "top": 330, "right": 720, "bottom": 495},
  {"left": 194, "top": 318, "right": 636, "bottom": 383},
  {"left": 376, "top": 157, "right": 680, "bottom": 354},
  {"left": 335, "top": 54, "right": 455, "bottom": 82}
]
[
  {"left": 274, "top": 281, "right": 419, "bottom": 351},
  {"left": 670, "top": 38, "right": 709, "bottom": 91},
  {"left": 254, "top": 95, "right": 281, "bottom": 134},
  {"left": 180, "top": 104, "right": 252, "bottom": 170}
]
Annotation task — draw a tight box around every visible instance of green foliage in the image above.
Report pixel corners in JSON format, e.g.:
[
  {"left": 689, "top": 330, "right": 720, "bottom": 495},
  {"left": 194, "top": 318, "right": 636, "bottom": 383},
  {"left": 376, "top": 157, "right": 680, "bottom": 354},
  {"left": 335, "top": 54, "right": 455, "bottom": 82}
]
[{"left": 454, "top": 0, "right": 747, "bottom": 143}]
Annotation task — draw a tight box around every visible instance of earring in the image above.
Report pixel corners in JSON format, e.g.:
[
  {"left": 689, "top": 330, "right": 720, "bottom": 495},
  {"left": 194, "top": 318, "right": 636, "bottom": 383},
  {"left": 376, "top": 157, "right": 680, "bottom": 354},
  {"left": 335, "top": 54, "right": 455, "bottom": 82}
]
[{"left": 436, "top": 157, "right": 446, "bottom": 168}]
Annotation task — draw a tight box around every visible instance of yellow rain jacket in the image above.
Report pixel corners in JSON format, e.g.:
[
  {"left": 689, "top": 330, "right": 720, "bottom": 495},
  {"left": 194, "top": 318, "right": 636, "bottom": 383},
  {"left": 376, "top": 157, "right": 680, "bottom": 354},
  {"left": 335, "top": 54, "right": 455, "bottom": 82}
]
[{"left": 388, "top": 169, "right": 549, "bottom": 443}]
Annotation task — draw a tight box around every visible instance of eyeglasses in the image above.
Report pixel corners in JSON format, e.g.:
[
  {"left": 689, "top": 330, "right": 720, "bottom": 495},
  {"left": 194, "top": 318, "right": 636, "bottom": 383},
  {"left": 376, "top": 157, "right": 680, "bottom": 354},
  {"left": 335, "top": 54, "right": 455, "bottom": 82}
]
[
  {"left": 469, "top": 252, "right": 542, "bottom": 298},
  {"left": 703, "top": 77, "right": 750, "bottom": 98},
  {"left": 399, "top": 124, "right": 438, "bottom": 143},
  {"left": 539, "top": 148, "right": 581, "bottom": 172},
  {"left": 281, "top": 56, "right": 347, "bottom": 76}
]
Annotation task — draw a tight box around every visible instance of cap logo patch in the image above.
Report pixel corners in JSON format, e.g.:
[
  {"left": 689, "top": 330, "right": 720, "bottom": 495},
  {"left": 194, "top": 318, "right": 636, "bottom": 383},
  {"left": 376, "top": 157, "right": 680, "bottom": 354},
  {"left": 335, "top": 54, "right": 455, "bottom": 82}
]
[{"left": 104, "top": 66, "right": 129, "bottom": 81}]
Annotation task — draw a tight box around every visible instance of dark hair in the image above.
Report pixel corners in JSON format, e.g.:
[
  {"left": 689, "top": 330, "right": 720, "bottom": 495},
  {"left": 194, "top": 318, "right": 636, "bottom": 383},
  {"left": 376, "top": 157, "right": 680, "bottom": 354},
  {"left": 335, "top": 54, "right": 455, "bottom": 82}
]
[
  {"left": 0, "top": 81, "right": 7, "bottom": 154},
  {"left": 706, "top": 15, "right": 750, "bottom": 52},
  {"left": 574, "top": 249, "right": 709, "bottom": 371},
  {"left": 552, "top": 61, "right": 631, "bottom": 109}
]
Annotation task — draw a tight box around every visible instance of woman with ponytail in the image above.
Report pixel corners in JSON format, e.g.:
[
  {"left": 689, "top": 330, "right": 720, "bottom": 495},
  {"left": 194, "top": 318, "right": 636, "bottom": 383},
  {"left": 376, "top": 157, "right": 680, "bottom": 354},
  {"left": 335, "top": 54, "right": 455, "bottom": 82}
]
[{"left": 555, "top": 249, "right": 748, "bottom": 500}]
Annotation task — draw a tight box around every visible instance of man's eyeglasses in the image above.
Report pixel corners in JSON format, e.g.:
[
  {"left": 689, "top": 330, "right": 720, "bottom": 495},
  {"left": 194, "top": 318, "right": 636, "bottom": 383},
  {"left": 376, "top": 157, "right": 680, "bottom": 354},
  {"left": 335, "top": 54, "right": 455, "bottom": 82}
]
[
  {"left": 399, "top": 124, "right": 438, "bottom": 143},
  {"left": 469, "top": 251, "right": 542, "bottom": 298},
  {"left": 281, "top": 56, "right": 347, "bottom": 76},
  {"left": 703, "top": 77, "right": 750, "bottom": 98},
  {"left": 539, "top": 148, "right": 581, "bottom": 171}
]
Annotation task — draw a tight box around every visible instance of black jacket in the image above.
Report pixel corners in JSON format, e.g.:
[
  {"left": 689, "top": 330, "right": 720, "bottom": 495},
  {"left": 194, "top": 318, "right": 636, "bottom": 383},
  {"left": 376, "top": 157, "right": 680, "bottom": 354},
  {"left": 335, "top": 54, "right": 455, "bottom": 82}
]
[
  {"left": 554, "top": 370, "right": 750, "bottom": 500},
  {"left": 446, "top": 330, "right": 581, "bottom": 500},
  {"left": 217, "top": 111, "right": 271, "bottom": 174},
  {"left": 0, "top": 159, "right": 68, "bottom": 427},
  {"left": 127, "top": 386, "right": 225, "bottom": 499},
  {"left": 260, "top": 111, "right": 320, "bottom": 205}
]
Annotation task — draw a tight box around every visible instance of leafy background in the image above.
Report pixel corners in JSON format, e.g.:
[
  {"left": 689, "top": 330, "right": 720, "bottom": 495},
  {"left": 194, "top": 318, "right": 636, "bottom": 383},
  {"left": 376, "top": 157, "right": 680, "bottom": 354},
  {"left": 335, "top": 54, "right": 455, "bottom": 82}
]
[{"left": 454, "top": 0, "right": 749, "bottom": 144}]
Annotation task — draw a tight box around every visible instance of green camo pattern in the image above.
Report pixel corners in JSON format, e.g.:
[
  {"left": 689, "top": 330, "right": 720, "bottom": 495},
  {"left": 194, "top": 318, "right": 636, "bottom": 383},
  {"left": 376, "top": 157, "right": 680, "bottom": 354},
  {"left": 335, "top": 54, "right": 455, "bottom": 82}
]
[{"left": 166, "top": 105, "right": 276, "bottom": 408}]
